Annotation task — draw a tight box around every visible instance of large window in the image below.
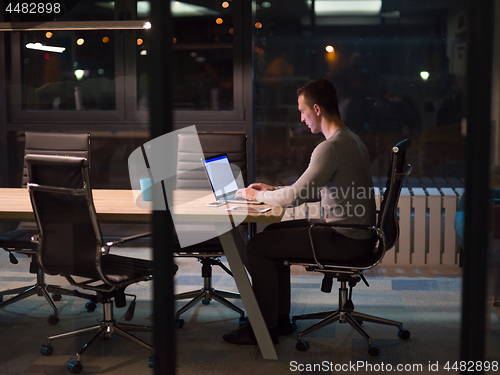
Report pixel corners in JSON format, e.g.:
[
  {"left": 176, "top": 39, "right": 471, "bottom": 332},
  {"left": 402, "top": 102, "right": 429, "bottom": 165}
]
[
  {"left": 7, "top": 0, "right": 244, "bottom": 125},
  {"left": 135, "top": 0, "right": 243, "bottom": 122},
  {"left": 20, "top": 30, "right": 117, "bottom": 111},
  {"left": 2, "top": 0, "right": 247, "bottom": 189},
  {"left": 253, "top": 0, "right": 466, "bottom": 183}
]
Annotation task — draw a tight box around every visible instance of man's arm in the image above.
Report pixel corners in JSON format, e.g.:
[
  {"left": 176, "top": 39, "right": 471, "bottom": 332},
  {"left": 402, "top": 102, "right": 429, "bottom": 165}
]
[{"left": 253, "top": 141, "right": 338, "bottom": 207}]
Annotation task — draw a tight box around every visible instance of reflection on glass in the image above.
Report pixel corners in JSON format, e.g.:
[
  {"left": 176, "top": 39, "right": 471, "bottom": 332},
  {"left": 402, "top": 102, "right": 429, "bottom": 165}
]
[
  {"left": 136, "top": 0, "right": 234, "bottom": 111},
  {"left": 254, "top": 0, "right": 467, "bottom": 182},
  {"left": 21, "top": 31, "right": 116, "bottom": 111}
]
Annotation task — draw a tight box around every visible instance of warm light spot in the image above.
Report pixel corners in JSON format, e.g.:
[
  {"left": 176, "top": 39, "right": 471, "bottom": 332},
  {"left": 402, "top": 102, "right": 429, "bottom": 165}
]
[
  {"left": 420, "top": 71, "right": 430, "bottom": 81},
  {"left": 254, "top": 47, "right": 265, "bottom": 56},
  {"left": 222, "top": 1, "right": 229, "bottom": 8},
  {"left": 76, "top": 38, "right": 84, "bottom": 46},
  {"left": 144, "top": 22, "right": 151, "bottom": 29},
  {"left": 45, "top": 32, "right": 53, "bottom": 39},
  {"left": 102, "top": 36, "right": 109, "bottom": 43},
  {"left": 229, "top": 28, "right": 234, "bottom": 34},
  {"left": 325, "top": 45, "right": 335, "bottom": 53},
  {"left": 137, "top": 38, "right": 144, "bottom": 46},
  {"left": 173, "top": 37, "right": 177, "bottom": 44},
  {"left": 216, "top": 17, "right": 223, "bottom": 24},
  {"left": 255, "top": 22, "right": 263, "bottom": 29},
  {"left": 44, "top": 54, "right": 50, "bottom": 59}
]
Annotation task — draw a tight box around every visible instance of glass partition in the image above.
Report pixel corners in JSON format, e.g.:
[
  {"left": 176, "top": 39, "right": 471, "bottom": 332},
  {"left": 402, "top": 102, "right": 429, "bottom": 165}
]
[
  {"left": 20, "top": 30, "right": 116, "bottom": 111},
  {"left": 136, "top": 0, "right": 235, "bottom": 112},
  {"left": 254, "top": 0, "right": 466, "bottom": 185}
]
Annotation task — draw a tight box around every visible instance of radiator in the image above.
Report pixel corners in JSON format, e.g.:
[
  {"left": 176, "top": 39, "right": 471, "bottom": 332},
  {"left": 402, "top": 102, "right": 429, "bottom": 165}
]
[{"left": 282, "top": 187, "right": 464, "bottom": 266}]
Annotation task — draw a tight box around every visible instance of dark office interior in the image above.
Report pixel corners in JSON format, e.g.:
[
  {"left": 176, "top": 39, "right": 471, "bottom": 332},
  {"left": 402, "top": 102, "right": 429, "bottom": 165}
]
[{"left": 0, "top": 1, "right": 499, "bottom": 374}]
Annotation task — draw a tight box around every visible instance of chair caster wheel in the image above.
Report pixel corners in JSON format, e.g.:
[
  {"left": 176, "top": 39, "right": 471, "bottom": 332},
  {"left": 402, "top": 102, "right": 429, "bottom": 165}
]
[
  {"left": 202, "top": 299, "right": 210, "bottom": 305},
  {"left": 85, "top": 301, "right": 97, "bottom": 312},
  {"left": 239, "top": 317, "right": 249, "bottom": 326},
  {"left": 67, "top": 361, "right": 82, "bottom": 374},
  {"left": 148, "top": 356, "right": 155, "bottom": 368},
  {"left": 398, "top": 328, "right": 410, "bottom": 340},
  {"left": 175, "top": 319, "right": 184, "bottom": 328},
  {"left": 40, "top": 344, "right": 53, "bottom": 356},
  {"left": 296, "top": 340, "right": 310, "bottom": 351},
  {"left": 368, "top": 345, "right": 380, "bottom": 356},
  {"left": 51, "top": 293, "right": 62, "bottom": 301},
  {"left": 47, "top": 315, "right": 59, "bottom": 325}
]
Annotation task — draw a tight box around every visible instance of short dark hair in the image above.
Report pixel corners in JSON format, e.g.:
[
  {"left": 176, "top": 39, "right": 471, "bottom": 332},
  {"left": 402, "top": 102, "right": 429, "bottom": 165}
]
[{"left": 297, "top": 78, "right": 340, "bottom": 117}]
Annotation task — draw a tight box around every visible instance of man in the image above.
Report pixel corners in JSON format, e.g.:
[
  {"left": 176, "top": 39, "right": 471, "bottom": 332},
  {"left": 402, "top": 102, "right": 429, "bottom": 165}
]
[{"left": 223, "top": 78, "right": 377, "bottom": 345}]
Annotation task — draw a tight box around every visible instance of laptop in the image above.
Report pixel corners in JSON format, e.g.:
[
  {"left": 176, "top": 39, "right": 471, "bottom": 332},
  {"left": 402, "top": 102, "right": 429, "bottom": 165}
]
[{"left": 202, "top": 153, "right": 263, "bottom": 205}]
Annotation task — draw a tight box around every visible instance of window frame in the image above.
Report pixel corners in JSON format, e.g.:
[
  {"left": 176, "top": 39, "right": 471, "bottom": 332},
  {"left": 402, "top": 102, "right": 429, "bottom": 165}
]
[{"left": 8, "top": 1, "right": 246, "bottom": 126}]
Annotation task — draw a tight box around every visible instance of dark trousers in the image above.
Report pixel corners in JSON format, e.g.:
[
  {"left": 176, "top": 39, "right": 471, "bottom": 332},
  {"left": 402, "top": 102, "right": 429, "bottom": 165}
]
[{"left": 240, "top": 220, "right": 377, "bottom": 328}]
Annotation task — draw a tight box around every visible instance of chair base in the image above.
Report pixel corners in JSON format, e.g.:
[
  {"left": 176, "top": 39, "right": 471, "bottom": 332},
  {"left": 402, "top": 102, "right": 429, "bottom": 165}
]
[
  {"left": 293, "top": 309, "right": 404, "bottom": 345},
  {"left": 0, "top": 267, "right": 94, "bottom": 324},
  {"left": 40, "top": 300, "right": 152, "bottom": 373},
  {"left": 174, "top": 257, "right": 245, "bottom": 325},
  {"left": 292, "top": 280, "right": 409, "bottom": 354},
  {"left": 175, "top": 286, "right": 245, "bottom": 322}
]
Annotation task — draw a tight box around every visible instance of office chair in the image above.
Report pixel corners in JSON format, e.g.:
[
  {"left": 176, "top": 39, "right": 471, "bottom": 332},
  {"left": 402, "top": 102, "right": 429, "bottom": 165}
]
[
  {"left": 25, "top": 154, "right": 153, "bottom": 374},
  {"left": 174, "top": 132, "right": 248, "bottom": 327},
  {"left": 286, "top": 139, "right": 412, "bottom": 356},
  {"left": 0, "top": 132, "right": 93, "bottom": 324}
]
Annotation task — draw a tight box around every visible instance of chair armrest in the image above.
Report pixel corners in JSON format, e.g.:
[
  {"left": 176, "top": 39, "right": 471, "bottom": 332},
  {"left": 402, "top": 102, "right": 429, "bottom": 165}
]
[
  {"left": 101, "top": 232, "right": 152, "bottom": 254},
  {"left": 309, "top": 221, "right": 377, "bottom": 231}
]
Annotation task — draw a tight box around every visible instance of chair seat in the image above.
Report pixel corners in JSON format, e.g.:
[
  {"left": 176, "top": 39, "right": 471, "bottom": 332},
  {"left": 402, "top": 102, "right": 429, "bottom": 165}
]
[
  {"left": 101, "top": 254, "right": 153, "bottom": 284},
  {"left": 0, "top": 227, "right": 38, "bottom": 250},
  {"left": 288, "top": 247, "right": 382, "bottom": 270}
]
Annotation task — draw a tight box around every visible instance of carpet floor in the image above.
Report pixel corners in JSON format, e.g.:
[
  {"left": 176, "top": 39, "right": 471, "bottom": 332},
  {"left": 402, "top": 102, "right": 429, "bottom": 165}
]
[{"left": 0, "top": 248, "right": 498, "bottom": 374}]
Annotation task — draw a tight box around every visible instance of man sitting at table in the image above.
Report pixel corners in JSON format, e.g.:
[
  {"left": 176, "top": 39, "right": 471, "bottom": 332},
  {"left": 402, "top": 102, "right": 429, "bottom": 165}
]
[{"left": 223, "top": 78, "right": 377, "bottom": 345}]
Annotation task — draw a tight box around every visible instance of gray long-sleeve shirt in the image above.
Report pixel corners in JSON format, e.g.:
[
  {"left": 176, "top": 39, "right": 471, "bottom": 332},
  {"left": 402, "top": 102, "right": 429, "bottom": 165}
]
[{"left": 256, "top": 127, "right": 376, "bottom": 239}]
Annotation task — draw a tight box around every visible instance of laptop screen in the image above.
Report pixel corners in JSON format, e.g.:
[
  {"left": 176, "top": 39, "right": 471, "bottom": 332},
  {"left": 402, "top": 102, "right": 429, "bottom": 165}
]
[{"left": 202, "top": 154, "right": 239, "bottom": 200}]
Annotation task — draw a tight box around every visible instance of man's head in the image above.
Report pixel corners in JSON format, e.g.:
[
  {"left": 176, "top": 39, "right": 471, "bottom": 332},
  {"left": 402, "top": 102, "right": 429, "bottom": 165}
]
[{"left": 297, "top": 78, "right": 340, "bottom": 118}]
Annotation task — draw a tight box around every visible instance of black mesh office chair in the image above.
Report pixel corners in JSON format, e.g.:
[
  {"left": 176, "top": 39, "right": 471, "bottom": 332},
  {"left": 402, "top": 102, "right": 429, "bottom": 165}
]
[
  {"left": 174, "top": 132, "right": 248, "bottom": 327},
  {"left": 0, "top": 132, "right": 93, "bottom": 324},
  {"left": 25, "top": 154, "right": 153, "bottom": 374},
  {"left": 286, "top": 139, "right": 412, "bottom": 356}
]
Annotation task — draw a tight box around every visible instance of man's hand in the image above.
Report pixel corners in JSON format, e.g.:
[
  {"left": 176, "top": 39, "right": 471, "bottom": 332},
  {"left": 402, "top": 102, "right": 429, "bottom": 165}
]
[
  {"left": 235, "top": 186, "right": 259, "bottom": 201},
  {"left": 248, "top": 183, "right": 278, "bottom": 191}
]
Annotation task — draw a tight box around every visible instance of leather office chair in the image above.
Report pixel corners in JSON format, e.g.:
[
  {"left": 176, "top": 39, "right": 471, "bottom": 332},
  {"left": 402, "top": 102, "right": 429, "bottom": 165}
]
[
  {"left": 286, "top": 139, "right": 412, "bottom": 356},
  {"left": 25, "top": 154, "right": 153, "bottom": 374},
  {"left": 0, "top": 132, "right": 93, "bottom": 324},
  {"left": 174, "top": 132, "right": 248, "bottom": 327}
]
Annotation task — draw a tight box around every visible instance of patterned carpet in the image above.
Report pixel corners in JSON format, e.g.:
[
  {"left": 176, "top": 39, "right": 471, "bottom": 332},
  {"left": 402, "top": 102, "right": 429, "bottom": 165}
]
[{"left": 0, "top": 248, "right": 499, "bottom": 374}]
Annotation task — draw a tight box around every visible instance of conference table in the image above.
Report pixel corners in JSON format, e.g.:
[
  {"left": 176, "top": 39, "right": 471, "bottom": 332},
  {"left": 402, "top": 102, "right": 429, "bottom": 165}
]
[{"left": 0, "top": 188, "right": 284, "bottom": 360}]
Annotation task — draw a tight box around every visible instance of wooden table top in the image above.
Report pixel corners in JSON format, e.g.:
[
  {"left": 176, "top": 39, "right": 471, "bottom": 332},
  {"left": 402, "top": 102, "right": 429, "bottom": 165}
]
[{"left": 0, "top": 188, "right": 284, "bottom": 224}]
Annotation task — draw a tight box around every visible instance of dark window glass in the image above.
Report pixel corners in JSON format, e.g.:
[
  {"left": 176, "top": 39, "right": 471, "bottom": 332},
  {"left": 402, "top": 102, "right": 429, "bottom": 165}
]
[
  {"left": 254, "top": 0, "right": 467, "bottom": 183},
  {"left": 136, "top": 0, "right": 235, "bottom": 111},
  {"left": 20, "top": 30, "right": 116, "bottom": 111}
]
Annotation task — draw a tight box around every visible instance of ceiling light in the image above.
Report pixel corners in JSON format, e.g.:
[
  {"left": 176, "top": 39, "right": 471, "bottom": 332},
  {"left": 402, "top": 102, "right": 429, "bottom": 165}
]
[
  {"left": 312, "top": 0, "right": 382, "bottom": 16},
  {"left": 172, "top": 1, "right": 219, "bottom": 17},
  {"left": 26, "top": 43, "right": 65, "bottom": 53}
]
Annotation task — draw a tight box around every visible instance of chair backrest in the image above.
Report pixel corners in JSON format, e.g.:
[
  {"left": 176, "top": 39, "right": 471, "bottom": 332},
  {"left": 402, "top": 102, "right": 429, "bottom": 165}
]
[
  {"left": 22, "top": 132, "right": 90, "bottom": 187},
  {"left": 25, "top": 154, "right": 102, "bottom": 280},
  {"left": 377, "top": 138, "right": 412, "bottom": 252},
  {"left": 176, "top": 132, "right": 247, "bottom": 190}
]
